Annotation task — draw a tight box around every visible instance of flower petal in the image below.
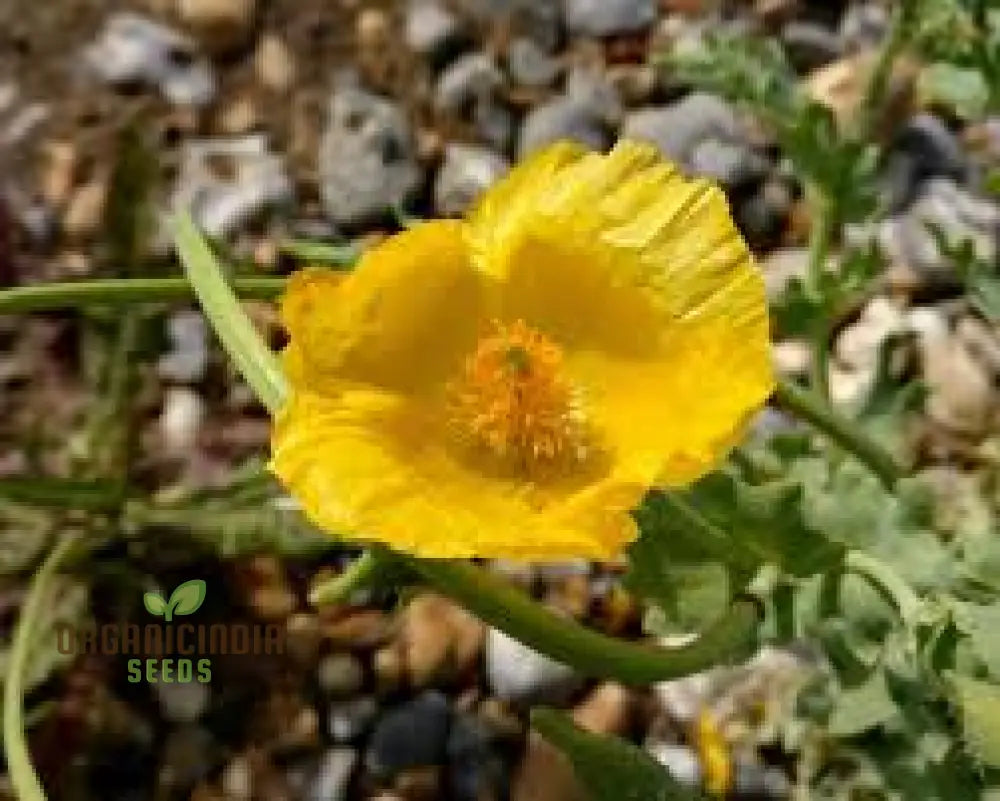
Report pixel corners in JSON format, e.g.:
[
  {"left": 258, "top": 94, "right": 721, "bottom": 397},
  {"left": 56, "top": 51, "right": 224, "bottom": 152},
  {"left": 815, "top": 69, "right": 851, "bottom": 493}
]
[
  {"left": 466, "top": 139, "right": 774, "bottom": 485},
  {"left": 270, "top": 390, "right": 642, "bottom": 560},
  {"left": 280, "top": 220, "right": 490, "bottom": 396}
]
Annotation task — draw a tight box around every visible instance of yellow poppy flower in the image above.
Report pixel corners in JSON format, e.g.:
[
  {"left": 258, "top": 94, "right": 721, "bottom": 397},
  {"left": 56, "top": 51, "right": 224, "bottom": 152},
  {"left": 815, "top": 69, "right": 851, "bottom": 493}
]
[{"left": 270, "top": 140, "right": 774, "bottom": 561}]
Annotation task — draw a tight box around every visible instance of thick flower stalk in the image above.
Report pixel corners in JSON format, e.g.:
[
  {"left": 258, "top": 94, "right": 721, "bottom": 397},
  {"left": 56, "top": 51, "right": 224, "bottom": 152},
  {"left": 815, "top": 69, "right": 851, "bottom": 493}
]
[{"left": 270, "top": 140, "right": 775, "bottom": 560}]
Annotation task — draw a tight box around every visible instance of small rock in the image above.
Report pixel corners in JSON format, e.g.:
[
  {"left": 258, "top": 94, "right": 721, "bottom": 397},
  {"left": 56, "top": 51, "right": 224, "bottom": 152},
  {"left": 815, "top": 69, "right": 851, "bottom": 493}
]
[
  {"left": 446, "top": 714, "right": 509, "bottom": 801},
  {"left": 956, "top": 316, "right": 1000, "bottom": 377},
  {"left": 839, "top": 3, "right": 890, "bottom": 52},
  {"left": 159, "top": 387, "right": 206, "bottom": 455},
  {"left": 83, "top": 13, "right": 215, "bottom": 106},
  {"left": 485, "top": 627, "right": 583, "bottom": 705},
  {"left": 920, "top": 327, "right": 995, "bottom": 438},
  {"left": 511, "top": 732, "right": 586, "bottom": 801},
  {"left": 606, "top": 63, "right": 658, "bottom": 105},
  {"left": 374, "top": 645, "right": 406, "bottom": 693},
  {"left": 366, "top": 691, "right": 452, "bottom": 780},
  {"left": 772, "top": 340, "right": 812, "bottom": 378},
  {"left": 62, "top": 178, "right": 108, "bottom": 241},
  {"left": 688, "top": 139, "right": 769, "bottom": 189},
  {"left": 160, "top": 725, "right": 217, "bottom": 789},
  {"left": 318, "top": 86, "right": 421, "bottom": 227},
  {"left": 176, "top": 0, "right": 257, "bottom": 53},
  {"left": 158, "top": 310, "right": 209, "bottom": 383},
  {"left": 781, "top": 21, "right": 844, "bottom": 73},
  {"left": 169, "top": 134, "right": 292, "bottom": 240},
  {"left": 518, "top": 95, "right": 610, "bottom": 157},
  {"left": 647, "top": 742, "right": 701, "bottom": 787},
  {"left": 506, "top": 37, "right": 561, "bottom": 87},
  {"left": 622, "top": 93, "right": 744, "bottom": 165},
  {"left": 255, "top": 34, "right": 296, "bottom": 92},
  {"left": 434, "top": 144, "right": 509, "bottom": 216},
  {"left": 565, "top": 0, "right": 656, "bottom": 36},
  {"left": 328, "top": 696, "right": 380, "bottom": 742},
  {"left": 654, "top": 669, "right": 720, "bottom": 724},
  {"left": 435, "top": 52, "right": 514, "bottom": 149},
  {"left": 220, "top": 756, "right": 253, "bottom": 801},
  {"left": 737, "top": 179, "right": 793, "bottom": 251},
  {"left": 571, "top": 682, "right": 631, "bottom": 735},
  {"left": 40, "top": 140, "right": 77, "bottom": 207},
  {"left": 307, "top": 748, "right": 357, "bottom": 801},
  {"left": 321, "top": 608, "right": 393, "bottom": 649},
  {"left": 831, "top": 297, "right": 907, "bottom": 405},
  {"left": 405, "top": 0, "right": 465, "bottom": 66},
  {"left": 732, "top": 761, "right": 790, "bottom": 798},
  {"left": 402, "top": 593, "right": 486, "bottom": 687},
  {"left": 318, "top": 653, "right": 365, "bottom": 697}
]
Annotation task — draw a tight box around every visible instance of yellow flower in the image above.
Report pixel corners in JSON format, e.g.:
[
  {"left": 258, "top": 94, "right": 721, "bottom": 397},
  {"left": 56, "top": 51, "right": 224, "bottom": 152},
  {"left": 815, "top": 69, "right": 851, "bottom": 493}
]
[
  {"left": 270, "top": 140, "right": 774, "bottom": 561},
  {"left": 695, "top": 709, "right": 732, "bottom": 796}
]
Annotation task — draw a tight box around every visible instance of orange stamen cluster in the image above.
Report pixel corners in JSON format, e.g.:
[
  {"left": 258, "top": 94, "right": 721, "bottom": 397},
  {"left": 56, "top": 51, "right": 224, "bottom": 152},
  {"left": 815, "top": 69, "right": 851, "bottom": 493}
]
[{"left": 449, "top": 320, "right": 588, "bottom": 468}]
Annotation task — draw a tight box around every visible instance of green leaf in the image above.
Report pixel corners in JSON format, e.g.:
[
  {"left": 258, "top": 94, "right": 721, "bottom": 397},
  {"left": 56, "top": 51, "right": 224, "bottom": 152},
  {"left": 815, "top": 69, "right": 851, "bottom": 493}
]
[
  {"left": 143, "top": 592, "right": 167, "bottom": 617},
  {"left": 950, "top": 602, "right": 1000, "bottom": 679},
  {"left": 917, "top": 62, "right": 990, "bottom": 119},
  {"left": 167, "top": 579, "right": 207, "bottom": 617},
  {"left": 531, "top": 708, "right": 706, "bottom": 801},
  {"left": 173, "top": 211, "right": 289, "bottom": 414},
  {"left": 827, "top": 667, "right": 900, "bottom": 737},
  {"left": 951, "top": 675, "right": 1000, "bottom": 769}
]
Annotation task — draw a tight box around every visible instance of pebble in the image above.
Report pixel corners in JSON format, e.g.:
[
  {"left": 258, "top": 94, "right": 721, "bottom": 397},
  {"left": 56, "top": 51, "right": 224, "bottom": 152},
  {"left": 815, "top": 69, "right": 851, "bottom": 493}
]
[
  {"left": 919, "top": 323, "right": 995, "bottom": 438},
  {"left": 317, "top": 653, "right": 365, "bottom": 697},
  {"left": 565, "top": 0, "right": 656, "bottom": 36},
  {"left": 366, "top": 691, "right": 452, "bottom": 780},
  {"left": 83, "top": 13, "right": 215, "bottom": 107},
  {"left": 647, "top": 742, "right": 702, "bottom": 786},
  {"left": 159, "top": 725, "right": 217, "bottom": 789},
  {"left": 255, "top": 34, "right": 296, "bottom": 93},
  {"left": 956, "top": 316, "right": 1000, "bottom": 377},
  {"left": 732, "top": 761, "right": 791, "bottom": 798},
  {"left": 318, "top": 85, "right": 421, "bottom": 227},
  {"left": 780, "top": 21, "right": 844, "bottom": 72},
  {"left": 405, "top": 0, "right": 465, "bottom": 65},
  {"left": 511, "top": 732, "right": 586, "bottom": 801},
  {"left": 485, "top": 627, "right": 583, "bottom": 705},
  {"left": 40, "top": 140, "right": 77, "bottom": 208},
  {"left": 518, "top": 95, "right": 611, "bottom": 157},
  {"left": 220, "top": 756, "right": 254, "bottom": 801},
  {"left": 62, "top": 178, "right": 108, "bottom": 241},
  {"left": 688, "top": 139, "right": 769, "bottom": 189},
  {"left": 506, "top": 37, "right": 561, "bottom": 88},
  {"left": 401, "top": 593, "right": 485, "bottom": 687},
  {"left": 307, "top": 748, "right": 357, "bottom": 801},
  {"left": 169, "top": 135, "right": 293, "bottom": 241},
  {"left": 158, "top": 310, "right": 209, "bottom": 384},
  {"left": 328, "top": 696, "right": 380, "bottom": 742},
  {"left": 446, "top": 714, "right": 508, "bottom": 801},
  {"left": 839, "top": 2, "right": 890, "bottom": 52},
  {"left": 434, "top": 144, "right": 509, "bottom": 216},
  {"left": 622, "top": 93, "right": 744, "bottom": 165},
  {"left": 159, "top": 386, "right": 206, "bottom": 456},
  {"left": 176, "top": 0, "right": 257, "bottom": 53},
  {"left": 435, "top": 52, "right": 513, "bottom": 150},
  {"left": 571, "top": 682, "right": 631, "bottom": 735}
]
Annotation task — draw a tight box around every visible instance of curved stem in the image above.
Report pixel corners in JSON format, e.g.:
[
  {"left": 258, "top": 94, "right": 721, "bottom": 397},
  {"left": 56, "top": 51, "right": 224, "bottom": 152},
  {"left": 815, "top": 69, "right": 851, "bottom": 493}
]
[
  {"left": 0, "top": 277, "right": 285, "bottom": 314},
  {"left": 845, "top": 549, "right": 921, "bottom": 629},
  {"left": 309, "top": 550, "right": 382, "bottom": 606},
  {"left": 773, "top": 379, "right": 904, "bottom": 489},
  {"left": 804, "top": 186, "right": 835, "bottom": 402},
  {"left": 407, "top": 557, "right": 761, "bottom": 684},
  {"left": 3, "top": 534, "right": 82, "bottom": 801}
]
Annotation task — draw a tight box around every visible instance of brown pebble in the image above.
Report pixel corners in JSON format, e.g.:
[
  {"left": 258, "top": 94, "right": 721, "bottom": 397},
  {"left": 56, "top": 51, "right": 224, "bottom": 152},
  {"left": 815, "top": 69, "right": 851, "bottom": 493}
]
[
  {"left": 572, "top": 682, "right": 632, "bottom": 735},
  {"left": 394, "top": 766, "right": 441, "bottom": 801},
  {"left": 255, "top": 34, "right": 296, "bottom": 92},
  {"left": 62, "top": 178, "right": 108, "bottom": 241},
  {"left": 401, "top": 593, "right": 485, "bottom": 687}
]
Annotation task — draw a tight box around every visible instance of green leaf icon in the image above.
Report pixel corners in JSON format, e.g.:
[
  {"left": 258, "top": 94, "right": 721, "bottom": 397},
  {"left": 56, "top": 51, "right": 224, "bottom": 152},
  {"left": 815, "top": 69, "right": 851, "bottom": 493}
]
[
  {"left": 165, "top": 579, "right": 207, "bottom": 621},
  {"left": 144, "top": 592, "right": 168, "bottom": 617}
]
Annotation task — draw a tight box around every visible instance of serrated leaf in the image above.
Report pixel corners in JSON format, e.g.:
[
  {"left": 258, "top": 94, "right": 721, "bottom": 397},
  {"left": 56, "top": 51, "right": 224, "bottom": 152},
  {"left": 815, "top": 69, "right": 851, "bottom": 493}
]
[
  {"left": 827, "top": 668, "right": 900, "bottom": 737},
  {"left": 950, "top": 602, "right": 1000, "bottom": 679},
  {"left": 143, "top": 592, "right": 167, "bottom": 617},
  {"left": 168, "top": 579, "right": 206, "bottom": 617},
  {"left": 917, "top": 62, "right": 990, "bottom": 120},
  {"left": 531, "top": 708, "right": 706, "bottom": 801},
  {"left": 951, "top": 675, "right": 1000, "bottom": 768}
]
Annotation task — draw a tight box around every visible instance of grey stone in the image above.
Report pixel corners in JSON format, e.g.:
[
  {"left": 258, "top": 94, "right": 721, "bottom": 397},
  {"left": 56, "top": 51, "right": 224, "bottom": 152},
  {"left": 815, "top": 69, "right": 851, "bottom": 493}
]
[
  {"left": 455, "top": 0, "right": 563, "bottom": 50},
  {"left": 434, "top": 143, "right": 509, "bottom": 216},
  {"left": 157, "top": 310, "right": 208, "bottom": 383},
  {"left": 566, "top": 66, "right": 623, "bottom": 126},
  {"left": 518, "top": 95, "right": 610, "bottom": 157},
  {"left": 435, "top": 52, "right": 514, "bottom": 150},
  {"left": 485, "top": 627, "right": 583, "bottom": 704},
  {"left": 839, "top": 2, "right": 890, "bottom": 52},
  {"left": 688, "top": 139, "right": 769, "bottom": 188},
  {"left": 83, "top": 13, "right": 215, "bottom": 106},
  {"left": 405, "top": 0, "right": 464, "bottom": 59},
  {"left": 306, "top": 748, "right": 357, "bottom": 801},
  {"left": 160, "top": 725, "right": 216, "bottom": 789},
  {"left": 317, "top": 653, "right": 365, "bottom": 697},
  {"left": 168, "top": 134, "right": 292, "bottom": 241},
  {"left": 646, "top": 743, "right": 701, "bottom": 786},
  {"left": 154, "top": 675, "right": 210, "bottom": 723},
  {"left": 622, "top": 93, "right": 744, "bottom": 164},
  {"left": 447, "top": 714, "right": 508, "bottom": 801},
  {"left": 893, "top": 114, "right": 967, "bottom": 182},
  {"left": 732, "top": 762, "right": 791, "bottom": 798},
  {"left": 506, "top": 37, "right": 561, "bottom": 87},
  {"left": 366, "top": 691, "right": 452, "bottom": 779},
  {"left": 781, "top": 21, "right": 844, "bottom": 72},
  {"left": 565, "top": 0, "right": 656, "bottom": 36},
  {"left": 318, "top": 86, "right": 421, "bottom": 227},
  {"left": 328, "top": 696, "right": 380, "bottom": 742}
]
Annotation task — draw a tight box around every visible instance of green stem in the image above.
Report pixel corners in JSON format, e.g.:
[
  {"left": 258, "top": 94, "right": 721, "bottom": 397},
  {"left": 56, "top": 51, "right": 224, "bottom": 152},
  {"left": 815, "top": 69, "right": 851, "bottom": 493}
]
[
  {"left": 804, "top": 187, "right": 835, "bottom": 402},
  {"left": 845, "top": 549, "right": 921, "bottom": 629},
  {"left": 774, "top": 379, "right": 904, "bottom": 489},
  {"left": 3, "top": 534, "right": 82, "bottom": 801},
  {"left": 309, "top": 550, "right": 382, "bottom": 606},
  {"left": 406, "top": 557, "right": 761, "bottom": 684},
  {"left": 854, "top": 0, "right": 915, "bottom": 144},
  {"left": 0, "top": 477, "right": 122, "bottom": 512},
  {"left": 279, "top": 240, "right": 359, "bottom": 266},
  {"left": 0, "top": 277, "right": 286, "bottom": 314}
]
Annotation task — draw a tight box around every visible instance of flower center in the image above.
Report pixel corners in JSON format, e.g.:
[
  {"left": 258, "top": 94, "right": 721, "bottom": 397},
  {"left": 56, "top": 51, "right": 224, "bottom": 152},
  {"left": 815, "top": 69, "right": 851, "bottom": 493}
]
[{"left": 448, "top": 320, "right": 590, "bottom": 468}]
